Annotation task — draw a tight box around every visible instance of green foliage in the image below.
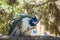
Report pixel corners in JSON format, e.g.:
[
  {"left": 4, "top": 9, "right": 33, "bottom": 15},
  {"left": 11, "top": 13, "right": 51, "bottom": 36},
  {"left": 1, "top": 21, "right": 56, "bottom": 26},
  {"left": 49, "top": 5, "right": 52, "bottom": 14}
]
[
  {"left": 0, "top": 0, "right": 29, "bottom": 35},
  {"left": 0, "top": 0, "right": 20, "bottom": 35},
  {"left": 0, "top": 0, "right": 60, "bottom": 36},
  {"left": 40, "top": 2, "right": 60, "bottom": 36},
  {"left": 7, "top": 0, "right": 18, "bottom": 5}
]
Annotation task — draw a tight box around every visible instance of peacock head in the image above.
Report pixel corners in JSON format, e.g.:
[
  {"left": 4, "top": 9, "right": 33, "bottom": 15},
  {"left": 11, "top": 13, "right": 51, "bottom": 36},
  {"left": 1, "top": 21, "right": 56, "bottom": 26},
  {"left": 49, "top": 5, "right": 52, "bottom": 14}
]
[{"left": 29, "top": 12, "right": 39, "bottom": 28}]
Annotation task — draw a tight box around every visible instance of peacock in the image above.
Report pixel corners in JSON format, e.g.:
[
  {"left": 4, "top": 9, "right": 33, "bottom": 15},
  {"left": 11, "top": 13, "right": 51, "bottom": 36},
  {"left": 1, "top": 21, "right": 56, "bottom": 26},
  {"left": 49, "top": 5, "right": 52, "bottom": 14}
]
[{"left": 8, "top": 12, "right": 39, "bottom": 36}]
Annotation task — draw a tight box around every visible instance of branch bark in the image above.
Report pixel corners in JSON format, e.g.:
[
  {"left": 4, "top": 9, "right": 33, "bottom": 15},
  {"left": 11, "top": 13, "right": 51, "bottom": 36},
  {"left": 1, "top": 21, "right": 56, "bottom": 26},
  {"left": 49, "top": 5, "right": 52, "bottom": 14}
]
[{"left": 28, "top": 0, "right": 57, "bottom": 7}]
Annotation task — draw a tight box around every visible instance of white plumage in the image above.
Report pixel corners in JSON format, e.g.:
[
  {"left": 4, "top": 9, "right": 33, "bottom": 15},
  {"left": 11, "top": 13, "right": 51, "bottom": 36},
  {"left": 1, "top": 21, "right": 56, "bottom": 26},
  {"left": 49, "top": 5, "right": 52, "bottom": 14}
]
[
  {"left": 21, "top": 17, "right": 31, "bottom": 33},
  {"left": 9, "top": 13, "right": 39, "bottom": 36}
]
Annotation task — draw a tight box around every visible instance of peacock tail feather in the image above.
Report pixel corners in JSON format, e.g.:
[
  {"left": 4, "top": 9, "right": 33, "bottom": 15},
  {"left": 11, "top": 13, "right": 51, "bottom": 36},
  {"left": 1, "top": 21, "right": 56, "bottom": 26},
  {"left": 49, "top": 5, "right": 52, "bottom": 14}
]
[{"left": 8, "top": 14, "right": 32, "bottom": 35}]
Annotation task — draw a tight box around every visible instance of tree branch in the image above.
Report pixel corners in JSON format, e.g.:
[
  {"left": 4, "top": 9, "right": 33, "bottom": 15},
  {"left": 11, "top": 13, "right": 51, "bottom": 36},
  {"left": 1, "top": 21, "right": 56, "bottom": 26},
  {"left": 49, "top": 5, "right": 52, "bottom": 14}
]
[{"left": 28, "top": 0, "right": 57, "bottom": 7}]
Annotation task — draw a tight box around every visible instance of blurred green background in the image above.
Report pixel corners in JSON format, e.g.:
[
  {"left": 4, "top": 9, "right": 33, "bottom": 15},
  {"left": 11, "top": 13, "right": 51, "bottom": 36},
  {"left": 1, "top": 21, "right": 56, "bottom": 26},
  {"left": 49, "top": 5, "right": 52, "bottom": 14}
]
[{"left": 0, "top": 0, "right": 60, "bottom": 36}]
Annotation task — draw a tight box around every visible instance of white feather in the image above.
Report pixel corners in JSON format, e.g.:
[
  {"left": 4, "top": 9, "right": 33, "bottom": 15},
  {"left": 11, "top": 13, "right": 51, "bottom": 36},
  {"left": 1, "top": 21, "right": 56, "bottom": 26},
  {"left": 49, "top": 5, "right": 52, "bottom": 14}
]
[{"left": 21, "top": 17, "right": 31, "bottom": 33}]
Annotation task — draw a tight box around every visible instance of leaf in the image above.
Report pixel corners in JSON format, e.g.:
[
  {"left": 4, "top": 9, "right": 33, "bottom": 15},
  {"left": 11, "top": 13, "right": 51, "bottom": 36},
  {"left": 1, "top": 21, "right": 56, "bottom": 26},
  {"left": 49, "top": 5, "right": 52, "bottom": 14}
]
[{"left": 2, "top": 0, "right": 7, "bottom": 5}]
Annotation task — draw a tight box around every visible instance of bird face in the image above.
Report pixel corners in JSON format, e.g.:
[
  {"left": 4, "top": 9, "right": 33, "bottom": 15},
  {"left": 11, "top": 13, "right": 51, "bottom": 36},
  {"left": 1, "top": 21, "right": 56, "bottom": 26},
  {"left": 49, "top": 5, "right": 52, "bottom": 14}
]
[{"left": 29, "top": 16, "right": 39, "bottom": 27}]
